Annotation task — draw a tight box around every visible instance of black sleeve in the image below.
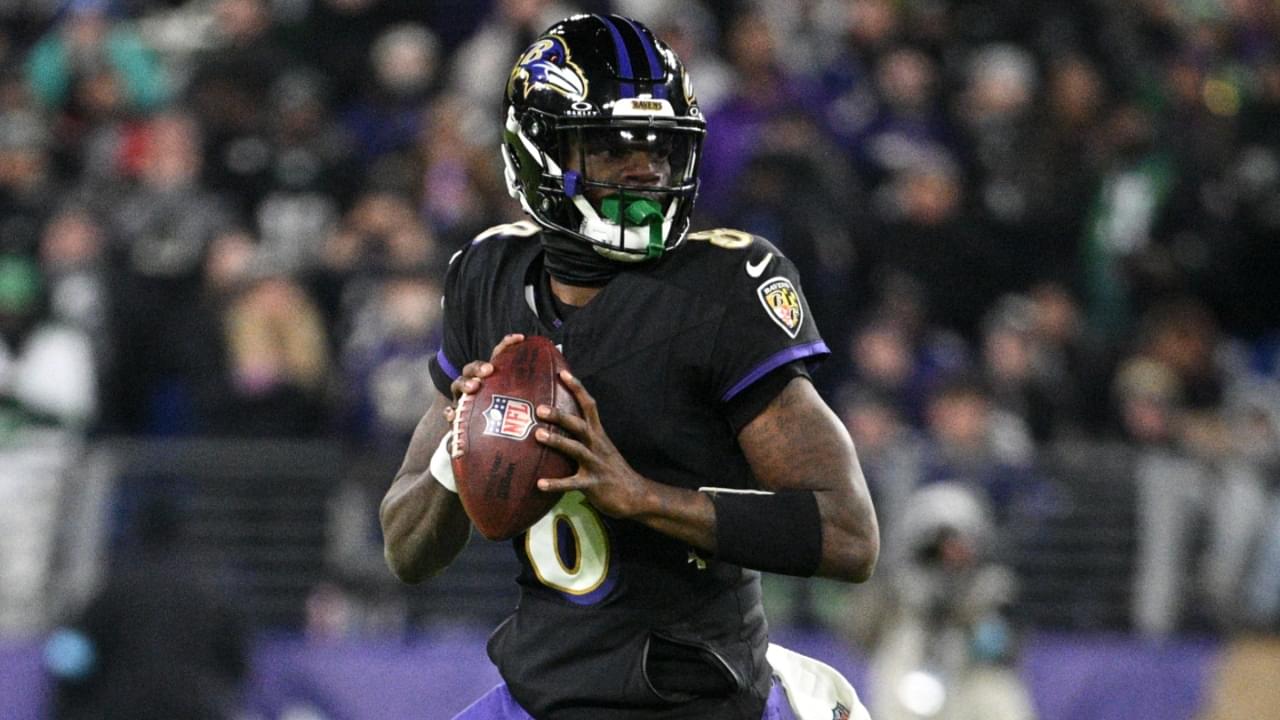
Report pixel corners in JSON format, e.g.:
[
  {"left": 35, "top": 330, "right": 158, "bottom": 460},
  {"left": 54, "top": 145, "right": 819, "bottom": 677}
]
[
  {"left": 426, "top": 221, "right": 544, "bottom": 396},
  {"left": 427, "top": 244, "right": 475, "bottom": 396},
  {"left": 723, "top": 360, "right": 811, "bottom": 433},
  {"left": 707, "top": 238, "right": 829, "bottom": 413}
]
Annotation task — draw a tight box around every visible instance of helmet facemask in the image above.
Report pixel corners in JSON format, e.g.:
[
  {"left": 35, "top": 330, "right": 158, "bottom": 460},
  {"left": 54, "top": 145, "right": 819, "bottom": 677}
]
[{"left": 504, "top": 107, "right": 703, "bottom": 263}]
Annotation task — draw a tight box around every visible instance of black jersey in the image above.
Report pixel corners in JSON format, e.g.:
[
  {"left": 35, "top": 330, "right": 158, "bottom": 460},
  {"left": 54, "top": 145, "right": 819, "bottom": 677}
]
[{"left": 428, "top": 222, "right": 830, "bottom": 719}]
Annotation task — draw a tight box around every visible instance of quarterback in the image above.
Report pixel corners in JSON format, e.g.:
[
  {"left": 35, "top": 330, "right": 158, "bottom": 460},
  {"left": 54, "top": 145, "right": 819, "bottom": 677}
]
[{"left": 381, "top": 14, "right": 878, "bottom": 719}]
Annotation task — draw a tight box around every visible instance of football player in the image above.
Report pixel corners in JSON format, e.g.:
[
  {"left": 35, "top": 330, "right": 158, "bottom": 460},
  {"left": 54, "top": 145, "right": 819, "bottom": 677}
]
[{"left": 381, "top": 14, "right": 878, "bottom": 720}]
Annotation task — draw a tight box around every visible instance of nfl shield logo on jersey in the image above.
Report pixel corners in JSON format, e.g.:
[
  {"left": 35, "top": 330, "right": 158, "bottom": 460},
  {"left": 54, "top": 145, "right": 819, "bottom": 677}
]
[
  {"left": 483, "top": 395, "right": 536, "bottom": 440},
  {"left": 831, "top": 702, "right": 851, "bottom": 720},
  {"left": 757, "top": 277, "right": 803, "bottom": 338}
]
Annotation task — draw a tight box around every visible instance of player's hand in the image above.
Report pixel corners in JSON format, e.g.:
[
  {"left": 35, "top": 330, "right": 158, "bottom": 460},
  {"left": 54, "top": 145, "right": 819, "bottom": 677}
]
[
  {"left": 443, "top": 334, "right": 525, "bottom": 424},
  {"left": 534, "top": 370, "right": 649, "bottom": 519}
]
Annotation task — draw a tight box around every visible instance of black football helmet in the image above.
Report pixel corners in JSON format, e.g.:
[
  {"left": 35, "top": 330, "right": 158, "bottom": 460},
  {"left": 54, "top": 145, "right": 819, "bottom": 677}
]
[{"left": 502, "top": 14, "right": 706, "bottom": 262}]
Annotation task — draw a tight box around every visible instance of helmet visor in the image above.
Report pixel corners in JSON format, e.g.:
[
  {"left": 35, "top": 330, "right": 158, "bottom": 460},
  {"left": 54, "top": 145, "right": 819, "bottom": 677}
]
[{"left": 561, "top": 124, "right": 700, "bottom": 202}]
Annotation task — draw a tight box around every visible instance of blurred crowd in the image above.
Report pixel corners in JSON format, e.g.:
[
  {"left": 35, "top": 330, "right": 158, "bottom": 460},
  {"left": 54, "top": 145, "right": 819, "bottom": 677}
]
[
  {"left": 2, "top": 0, "right": 1279, "bottom": 717},
  {"left": 2, "top": 0, "right": 1280, "bottom": 658}
]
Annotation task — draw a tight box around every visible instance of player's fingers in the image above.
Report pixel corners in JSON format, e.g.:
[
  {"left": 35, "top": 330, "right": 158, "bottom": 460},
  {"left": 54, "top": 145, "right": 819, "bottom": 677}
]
[
  {"left": 463, "top": 360, "right": 494, "bottom": 379},
  {"left": 452, "top": 362, "right": 493, "bottom": 398},
  {"left": 535, "top": 427, "right": 588, "bottom": 462},
  {"left": 559, "top": 371, "right": 600, "bottom": 424},
  {"left": 537, "top": 475, "right": 587, "bottom": 493},
  {"left": 536, "top": 404, "right": 589, "bottom": 437},
  {"left": 451, "top": 335, "right": 522, "bottom": 398},
  {"left": 443, "top": 406, "right": 455, "bottom": 422},
  {"left": 450, "top": 377, "right": 478, "bottom": 399},
  {"left": 489, "top": 333, "right": 526, "bottom": 361}
]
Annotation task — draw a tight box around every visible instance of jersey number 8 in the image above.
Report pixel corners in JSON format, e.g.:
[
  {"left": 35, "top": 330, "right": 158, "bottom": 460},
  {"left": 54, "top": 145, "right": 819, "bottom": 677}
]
[{"left": 687, "top": 228, "right": 753, "bottom": 249}]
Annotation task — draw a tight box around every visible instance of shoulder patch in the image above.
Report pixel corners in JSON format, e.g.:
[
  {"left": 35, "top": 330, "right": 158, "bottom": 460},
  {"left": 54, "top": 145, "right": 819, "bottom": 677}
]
[{"left": 757, "top": 276, "right": 803, "bottom": 338}]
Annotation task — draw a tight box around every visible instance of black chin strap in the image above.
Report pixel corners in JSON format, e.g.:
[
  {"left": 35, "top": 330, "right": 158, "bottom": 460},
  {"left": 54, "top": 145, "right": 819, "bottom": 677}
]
[{"left": 540, "top": 231, "right": 619, "bottom": 287}]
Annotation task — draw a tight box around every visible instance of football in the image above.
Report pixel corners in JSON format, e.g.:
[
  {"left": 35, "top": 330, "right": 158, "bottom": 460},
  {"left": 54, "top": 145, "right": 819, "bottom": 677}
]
[{"left": 451, "top": 336, "right": 580, "bottom": 541}]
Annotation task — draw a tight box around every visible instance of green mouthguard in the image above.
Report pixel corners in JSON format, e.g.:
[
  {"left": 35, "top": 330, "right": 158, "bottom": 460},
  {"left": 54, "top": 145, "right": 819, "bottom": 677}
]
[{"left": 599, "top": 194, "right": 665, "bottom": 259}]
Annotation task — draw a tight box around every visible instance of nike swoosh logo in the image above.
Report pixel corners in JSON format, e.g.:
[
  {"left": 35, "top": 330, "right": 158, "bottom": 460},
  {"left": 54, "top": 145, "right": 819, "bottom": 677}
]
[{"left": 746, "top": 252, "right": 773, "bottom": 278}]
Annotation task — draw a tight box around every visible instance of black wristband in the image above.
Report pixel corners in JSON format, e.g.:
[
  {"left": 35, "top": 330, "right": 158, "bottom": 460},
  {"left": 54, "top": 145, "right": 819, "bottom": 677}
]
[{"left": 707, "top": 490, "right": 823, "bottom": 577}]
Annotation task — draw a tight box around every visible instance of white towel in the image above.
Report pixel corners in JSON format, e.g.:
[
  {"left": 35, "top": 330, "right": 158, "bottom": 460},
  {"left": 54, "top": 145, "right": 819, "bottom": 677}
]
[{"left": 767, "top": 643, "right": 872, "bottom": 720}]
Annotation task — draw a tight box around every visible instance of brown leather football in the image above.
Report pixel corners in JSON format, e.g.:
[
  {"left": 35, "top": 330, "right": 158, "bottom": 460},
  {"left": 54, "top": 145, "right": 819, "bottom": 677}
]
[{"left": 451, "top": 336, "right": 580, "bottom": 541}]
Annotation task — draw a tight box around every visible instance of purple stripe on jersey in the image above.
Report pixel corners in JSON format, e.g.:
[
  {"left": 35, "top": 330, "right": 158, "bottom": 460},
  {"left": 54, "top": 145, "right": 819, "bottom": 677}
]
[
  {"left": 598, "top": 15, "right": 636, "bottom": 98},
  {"left": 619, "top": 16, "right": 667, "bottom": 98},
  {"left": 436, "top": 348, "right": 461, "bottom": 380},
  {"left": 721, "top": 341, "right": 831, "bottom": 403}
]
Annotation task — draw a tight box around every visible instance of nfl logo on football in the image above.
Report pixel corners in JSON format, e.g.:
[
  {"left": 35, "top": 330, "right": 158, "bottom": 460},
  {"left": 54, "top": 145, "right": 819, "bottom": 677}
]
[{"left": 482, "top": 395, "right": 537, "bottom": 441}]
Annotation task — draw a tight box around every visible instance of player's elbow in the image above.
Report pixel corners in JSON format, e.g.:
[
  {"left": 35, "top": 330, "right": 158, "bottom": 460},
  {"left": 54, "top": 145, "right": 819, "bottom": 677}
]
[
  {"left": 379, "top": 491, "right": 470, "bottom": 584},
  {"left": 813, "top": 485, "right": 880, "bottom": 582},
  {"left": 384, "top": 544, "right": 431, "bottom": 585},
  {"left": 822, "top": 523, "right": 880, "bottom": 583},
  {"left": 384, "top": 545, "right": 420, "bottom": 584},
  {"left": 845, "top": 531, "right": 880, "bottom": 583},
  {"left": 381, "top": 528, "right": 454, "bottom": 586},
  {"left": 379, "top": 496, "right": 432, "bottom": 584}
]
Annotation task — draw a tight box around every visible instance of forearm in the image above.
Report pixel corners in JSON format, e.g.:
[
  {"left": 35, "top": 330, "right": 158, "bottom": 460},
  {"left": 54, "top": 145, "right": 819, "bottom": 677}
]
[
  {"left": 630, "top": 475, "right": 866, "bottom": 580},
  {"left": 630, "top": 480, "right": 718, "bottom": 552},
  {"left": 380, "top": 396, "right": 472, "bottom": 583}
]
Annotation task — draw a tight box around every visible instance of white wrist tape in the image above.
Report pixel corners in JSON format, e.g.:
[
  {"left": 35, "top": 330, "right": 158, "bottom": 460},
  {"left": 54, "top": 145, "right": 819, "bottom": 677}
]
[{"left": 430, "top": 431, "right": 458, "bottom": 493}]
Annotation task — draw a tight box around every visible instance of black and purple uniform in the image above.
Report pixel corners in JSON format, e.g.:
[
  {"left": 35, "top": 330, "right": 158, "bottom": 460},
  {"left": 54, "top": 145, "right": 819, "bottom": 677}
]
[{"left": 429, "top": 222, "right": 830, "bottom": 720}]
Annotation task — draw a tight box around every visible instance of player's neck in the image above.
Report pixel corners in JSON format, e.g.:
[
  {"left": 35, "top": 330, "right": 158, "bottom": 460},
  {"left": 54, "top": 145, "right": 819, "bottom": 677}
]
[{"left": 549, "top": 275, "right": 603, "bottom": 307}]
